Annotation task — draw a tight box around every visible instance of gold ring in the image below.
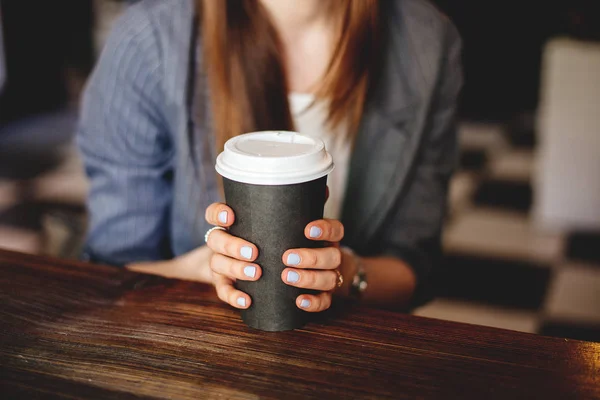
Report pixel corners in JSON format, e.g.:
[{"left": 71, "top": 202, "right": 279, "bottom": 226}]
[{"left": 335, "top": 269, "right": 343, "bottom": 288}]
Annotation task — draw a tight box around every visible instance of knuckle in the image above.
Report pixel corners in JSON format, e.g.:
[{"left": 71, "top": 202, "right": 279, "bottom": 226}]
[
  {"left": 215, "top": 285, "right": 227, "bottom": 301},
  {"left": 210, "top": 270, "right": 218, "bottom": 285},
  {"left": 336, "top": 222, "right": 345, "bottom": 240},
  {"left": 331, "top": 249, "right": 342, "bottom": 267},
  {"left": 305, "top": 271, "right": 318, "bottom": 287},
  {"left": 238, "top": 264, "right": 247, "bottom": 279},
  {"left": 228, "top": 257, "right": 239, "bottom": 274},
  {"left": 313, "top": 295, "right": 323, "bottom": 311},
  {"left": 227, "top": 291, "right": 237, "bottom": 305},
  {"left": 327, "top": 272, "right": 338, "bottom": 290},
  {"left": 209, "top": 253, "right": 219, "bottom": 271},
  {"left": 209, "top": 230, "right": 224, "bottom": 251},
  {"left": 206, "top": 233, "right": 216, "bottom": 250},
  {"left": 219, "top": 292, "right": 229, "bottom": 304},
  {"left": 307, "top": 251, "right": 319, "bottom": 267},
  {"left": 224, "top": 239, "right": 236, "bottom": 257},
  {"left": 321, "top": 222, "right": 332, "bottom": 238}
]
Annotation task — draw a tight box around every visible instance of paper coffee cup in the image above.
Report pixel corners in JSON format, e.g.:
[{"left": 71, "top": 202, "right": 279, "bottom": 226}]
[{"left": 216, "top": 131, "right": 334, "bottom": 331}]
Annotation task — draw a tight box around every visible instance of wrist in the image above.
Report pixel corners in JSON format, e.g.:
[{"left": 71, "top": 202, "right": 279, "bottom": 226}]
[
  {"left": 338, "top": 246, "right": 359, "bottom": 297},
  {"left": 340, "top": 246, "right": 368, "bottom": 300}
]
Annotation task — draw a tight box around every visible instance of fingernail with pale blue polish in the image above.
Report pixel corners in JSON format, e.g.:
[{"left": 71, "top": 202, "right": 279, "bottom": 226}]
[
  {"left": 309, "top": 226, "right": 322, "bottom": 238},
  {"left": 300, "top": 299, "right": 311, "bottom": 308},
  {"left": 240, "top": 246, "right": 253, "bottom": 259},
  {"left": 237, "top": 297, "right": 246, "bottom": 307},
  {"left": 218, "top": 210, "right": 228, "bottom": 224},
  {"left": 287, "top": 270, "right": 300, "bottom": 283},
  {"left": 287, "top": 253, "right": 301, "bottom": 266},
  {"left": 243, "top": 266, "right": 256, "bottom": 278}
]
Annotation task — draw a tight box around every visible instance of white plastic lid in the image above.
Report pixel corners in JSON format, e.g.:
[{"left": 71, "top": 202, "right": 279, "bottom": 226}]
[{"left": 215, "top": 131, "right": 334, "bottom": 185}]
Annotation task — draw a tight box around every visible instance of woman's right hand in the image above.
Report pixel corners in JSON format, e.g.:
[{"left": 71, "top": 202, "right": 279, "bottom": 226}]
[{"left": 204, "top": 203, "right": 262, "bottom": 309}]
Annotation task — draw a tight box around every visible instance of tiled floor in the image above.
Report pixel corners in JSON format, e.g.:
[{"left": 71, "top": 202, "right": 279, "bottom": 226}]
[
  {"left": 444, "top": 208, "right": 564, "bottom": 263},
  {"left": 545, "top": 263, "right": 600, "bottom": 323},
  {"left": 0, "top": 121, "right": 599, "bottom": 342},
  {"left": 418, "top": 121, "right": 600, "bottom": 342},
  {"left": 488, "top": 149, "right": 533, "bottom": 182}
]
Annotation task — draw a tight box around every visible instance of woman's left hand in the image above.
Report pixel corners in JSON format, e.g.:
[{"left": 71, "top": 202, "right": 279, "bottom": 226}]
[{"left": 281, "top": 218, "right": 346, "bottom": 312}]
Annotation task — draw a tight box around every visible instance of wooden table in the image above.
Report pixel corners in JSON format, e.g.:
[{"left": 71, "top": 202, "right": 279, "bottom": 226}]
[{"left": 1, "top": 249, "right": 598, "bottom": 399}]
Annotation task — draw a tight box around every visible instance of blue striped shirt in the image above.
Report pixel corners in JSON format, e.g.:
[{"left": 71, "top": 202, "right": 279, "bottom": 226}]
[{"left": 78, "top": 0, "right": 217, "bottom": 265}]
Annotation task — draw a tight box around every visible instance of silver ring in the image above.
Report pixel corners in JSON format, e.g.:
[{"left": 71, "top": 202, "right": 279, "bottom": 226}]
[{"left": 205, "top": 226, "right": 226, "bottom": 243}]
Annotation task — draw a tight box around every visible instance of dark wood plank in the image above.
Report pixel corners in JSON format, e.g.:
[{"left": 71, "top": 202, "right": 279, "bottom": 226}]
[{"left": 0, "top": 249, "right": 598, "bottom": 399}]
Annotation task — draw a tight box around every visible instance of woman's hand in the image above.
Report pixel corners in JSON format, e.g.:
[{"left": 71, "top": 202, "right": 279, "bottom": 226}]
[
  {"left": 281, "top": 219, "right": 345, "bottom": 312},
  {"left": 205, "top": 202, "right": 347, "bottom": 313},
  {"left": 205, "top": 203, "right": 262, "bottom": 309}
]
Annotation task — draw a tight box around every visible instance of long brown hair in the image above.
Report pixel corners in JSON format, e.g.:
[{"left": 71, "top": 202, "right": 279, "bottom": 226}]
[{"left": 199, "top": 0, "right": 381, "bottom": 151}]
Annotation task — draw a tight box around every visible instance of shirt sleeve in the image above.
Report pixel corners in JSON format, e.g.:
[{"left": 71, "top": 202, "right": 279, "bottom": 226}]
[
  {"left": 381, "top": 21, "right": 463, "bottom": 309},
  {"left": 77, "top": 6, "right": 174, "bottom": 266}
]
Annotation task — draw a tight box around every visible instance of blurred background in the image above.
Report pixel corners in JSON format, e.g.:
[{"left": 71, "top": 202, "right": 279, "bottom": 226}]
[{"left": 0, "top": 0, "right": 598, "bottom": 341}]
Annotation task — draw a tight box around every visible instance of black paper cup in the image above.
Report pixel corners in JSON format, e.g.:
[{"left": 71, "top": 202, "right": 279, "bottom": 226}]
[{"left": 216, "top": 131, "right": 334, "bottom": 331}]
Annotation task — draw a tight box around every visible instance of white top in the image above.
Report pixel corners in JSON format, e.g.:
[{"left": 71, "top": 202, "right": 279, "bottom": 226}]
[
  {"left": 289, "top": 93, "right": 351, "bottom": 220},
  {"left": 216, "top": 131, "right": 334, "bottom": 186}
]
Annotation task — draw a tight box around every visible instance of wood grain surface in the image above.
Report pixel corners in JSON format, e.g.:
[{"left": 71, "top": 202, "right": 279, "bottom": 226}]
[{"left": 0, "top": 249, "right": 598, "bottom": 399}]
